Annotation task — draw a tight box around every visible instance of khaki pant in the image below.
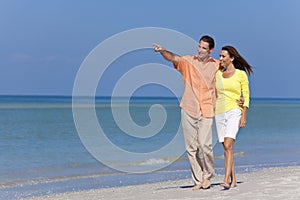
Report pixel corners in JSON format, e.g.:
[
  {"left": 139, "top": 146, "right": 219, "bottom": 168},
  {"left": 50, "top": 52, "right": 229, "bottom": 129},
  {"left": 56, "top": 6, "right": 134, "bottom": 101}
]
[{"left": 181, "top": 109, "right": 214, "bottom": 185}]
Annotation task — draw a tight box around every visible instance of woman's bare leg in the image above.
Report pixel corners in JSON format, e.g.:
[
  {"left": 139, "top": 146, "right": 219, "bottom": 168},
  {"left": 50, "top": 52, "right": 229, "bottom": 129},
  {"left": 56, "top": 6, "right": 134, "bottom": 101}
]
[
  {"left": 221, "top": 137, "right": 235, "bottom": 188},
  {"left": 230, "top": 156, "right": 237, "bottom": 187}
]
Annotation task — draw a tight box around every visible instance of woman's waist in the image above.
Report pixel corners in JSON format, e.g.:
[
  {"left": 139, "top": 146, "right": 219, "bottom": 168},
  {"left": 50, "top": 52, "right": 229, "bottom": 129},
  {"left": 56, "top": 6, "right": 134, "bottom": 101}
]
[{"left": 215, "top": 99, "right": 242, "bottom": 113}]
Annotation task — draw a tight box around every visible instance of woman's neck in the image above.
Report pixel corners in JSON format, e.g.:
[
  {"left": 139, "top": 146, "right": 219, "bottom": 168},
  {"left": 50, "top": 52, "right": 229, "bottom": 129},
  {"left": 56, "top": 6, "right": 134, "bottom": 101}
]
[{"left": 224, "top": 64, "right": 235, "bottom": 72}]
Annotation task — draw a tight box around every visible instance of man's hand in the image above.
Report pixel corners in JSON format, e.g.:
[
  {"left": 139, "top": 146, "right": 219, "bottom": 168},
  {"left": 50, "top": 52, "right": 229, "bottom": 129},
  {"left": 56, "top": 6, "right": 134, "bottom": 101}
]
[
  {"left": 153, "top": 43, "right": 179, "bottom": 65},
  {"left": 153, "top": 43, "right": 166, "bottom": 53},
  {"left": 238, "top": 97, "right": 248, "bottom": 128},
  {"left": 236, "top": 97, "right": 244, "bottom": 108}
]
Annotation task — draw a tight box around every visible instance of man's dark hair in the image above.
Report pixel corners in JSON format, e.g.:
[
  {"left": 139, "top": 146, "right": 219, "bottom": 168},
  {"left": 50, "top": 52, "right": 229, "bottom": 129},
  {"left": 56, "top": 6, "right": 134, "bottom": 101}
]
[{"left": 199, "top": 35, "right": 215, "bottom": 50}]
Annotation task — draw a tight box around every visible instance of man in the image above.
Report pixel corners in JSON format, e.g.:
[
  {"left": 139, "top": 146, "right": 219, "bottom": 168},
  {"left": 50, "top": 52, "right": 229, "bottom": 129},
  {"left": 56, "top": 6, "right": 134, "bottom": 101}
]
[{"left": 154, "top": 35, "right": 219, "bottom": 190}]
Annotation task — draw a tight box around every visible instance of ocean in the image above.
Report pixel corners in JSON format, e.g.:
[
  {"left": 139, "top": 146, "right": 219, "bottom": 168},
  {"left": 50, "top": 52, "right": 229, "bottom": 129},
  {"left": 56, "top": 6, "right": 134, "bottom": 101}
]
[{"left": 1, "top": 96, "right": 300, "bottom": 199}]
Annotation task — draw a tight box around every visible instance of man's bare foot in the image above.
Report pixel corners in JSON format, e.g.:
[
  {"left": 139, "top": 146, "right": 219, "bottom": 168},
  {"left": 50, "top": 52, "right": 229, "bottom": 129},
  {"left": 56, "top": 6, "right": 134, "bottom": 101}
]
[
  {"left": 191, "top": 184, "right": 202, "bottom": 190},
  {"left": 202, "top": 179, "right": 211, "bottom": 189}
]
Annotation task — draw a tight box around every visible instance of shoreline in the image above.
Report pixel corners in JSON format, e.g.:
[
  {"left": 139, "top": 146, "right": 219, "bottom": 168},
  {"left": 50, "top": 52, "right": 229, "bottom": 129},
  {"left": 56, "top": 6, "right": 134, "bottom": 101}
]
[{"left": 23, "top": 165, "right": 300, "bottom": 200}]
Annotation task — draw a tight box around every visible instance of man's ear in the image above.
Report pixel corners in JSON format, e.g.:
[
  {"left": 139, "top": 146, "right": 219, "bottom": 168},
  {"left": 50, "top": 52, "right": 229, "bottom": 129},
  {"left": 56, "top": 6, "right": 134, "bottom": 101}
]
[{"left": 209, "top": 48, "right": 214, "bottom": 54}]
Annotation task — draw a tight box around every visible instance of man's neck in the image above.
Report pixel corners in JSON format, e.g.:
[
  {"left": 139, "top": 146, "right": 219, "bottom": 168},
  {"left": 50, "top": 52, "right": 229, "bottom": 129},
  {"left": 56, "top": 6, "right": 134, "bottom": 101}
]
[{"left": 198, "top": 55, "right": 211, "bottom": 62}]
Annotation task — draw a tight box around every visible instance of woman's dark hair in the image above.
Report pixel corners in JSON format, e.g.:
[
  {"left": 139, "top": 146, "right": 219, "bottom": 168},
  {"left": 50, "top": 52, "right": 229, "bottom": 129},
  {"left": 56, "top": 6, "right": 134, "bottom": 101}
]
[
  {"left": 222, "top": 45, "right": 253, "bottom": 75},
  {"left": 200, "top": 35, "right": 215, "bottom": 50}
]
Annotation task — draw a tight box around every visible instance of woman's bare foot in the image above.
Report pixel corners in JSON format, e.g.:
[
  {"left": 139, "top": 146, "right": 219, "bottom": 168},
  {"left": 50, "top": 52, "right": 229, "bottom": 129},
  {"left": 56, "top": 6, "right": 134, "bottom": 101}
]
[
  {"left": 220, "top": 181, "right": 230, "bottom": 189},
  {"left": 230, "top": 181, "right": 237, "bottom": 188}
]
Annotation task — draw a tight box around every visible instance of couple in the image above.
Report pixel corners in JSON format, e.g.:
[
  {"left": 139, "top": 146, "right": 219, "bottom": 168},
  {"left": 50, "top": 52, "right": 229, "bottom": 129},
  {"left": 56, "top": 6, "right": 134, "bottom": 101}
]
[{"left": 153, "top": 35, "right": 253, "bottom": 190}]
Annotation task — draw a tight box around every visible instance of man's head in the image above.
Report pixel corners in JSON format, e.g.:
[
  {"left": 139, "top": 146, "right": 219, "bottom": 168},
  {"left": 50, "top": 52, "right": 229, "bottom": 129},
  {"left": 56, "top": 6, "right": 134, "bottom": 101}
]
[
  {"left": 199, "top": 35, "right": 215, "bottom": 50},
  {"left": 197, "top": 35, "right": 215, "bottom": 60}
]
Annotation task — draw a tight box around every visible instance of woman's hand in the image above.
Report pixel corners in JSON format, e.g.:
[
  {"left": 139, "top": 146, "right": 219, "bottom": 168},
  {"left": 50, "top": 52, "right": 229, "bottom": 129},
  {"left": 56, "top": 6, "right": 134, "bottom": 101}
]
[
  {"left": 239, "top": 105, "right": 248, "bottom": 128},
  {"left": 239, "top": 115, "right": 247, "bottom": 128}
]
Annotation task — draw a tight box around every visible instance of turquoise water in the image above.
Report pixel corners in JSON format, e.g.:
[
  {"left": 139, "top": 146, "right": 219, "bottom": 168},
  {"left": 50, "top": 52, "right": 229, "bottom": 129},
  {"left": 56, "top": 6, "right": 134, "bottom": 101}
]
[{"left": 0, "top": 96, "right": 300, "bottom": 199}]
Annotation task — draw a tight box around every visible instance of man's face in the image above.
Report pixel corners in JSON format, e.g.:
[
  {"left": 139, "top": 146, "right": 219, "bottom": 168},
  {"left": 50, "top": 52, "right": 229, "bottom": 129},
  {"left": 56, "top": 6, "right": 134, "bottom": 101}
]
[{"left": 197, "top": 40, "right": 213, "bottom": 59}]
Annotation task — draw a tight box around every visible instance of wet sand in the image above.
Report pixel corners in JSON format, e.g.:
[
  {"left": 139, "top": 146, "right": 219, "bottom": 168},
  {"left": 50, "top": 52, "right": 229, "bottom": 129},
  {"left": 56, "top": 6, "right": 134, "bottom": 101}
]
[{"left": 24, "top": 166, "right": 300, "bottom": 200}]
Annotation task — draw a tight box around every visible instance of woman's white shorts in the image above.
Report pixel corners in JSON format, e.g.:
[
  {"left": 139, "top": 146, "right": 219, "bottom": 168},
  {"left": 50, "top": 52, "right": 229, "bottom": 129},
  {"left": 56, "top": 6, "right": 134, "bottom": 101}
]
[{"left": 215, "top": 108, "right": 242, "bottom": 143}]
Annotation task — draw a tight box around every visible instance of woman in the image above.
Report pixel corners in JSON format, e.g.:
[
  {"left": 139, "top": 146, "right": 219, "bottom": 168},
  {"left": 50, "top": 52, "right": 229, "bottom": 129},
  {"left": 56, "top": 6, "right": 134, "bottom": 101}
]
[{"left": 215, "top": 46, "right": 253, "bottom": 189}]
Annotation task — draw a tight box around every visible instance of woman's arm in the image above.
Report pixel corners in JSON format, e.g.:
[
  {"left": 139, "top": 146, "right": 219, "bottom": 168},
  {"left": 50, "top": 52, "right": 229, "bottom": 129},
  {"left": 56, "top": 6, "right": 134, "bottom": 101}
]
[{"left": 239, "top": 71, "right": 250, "bottom": 128}]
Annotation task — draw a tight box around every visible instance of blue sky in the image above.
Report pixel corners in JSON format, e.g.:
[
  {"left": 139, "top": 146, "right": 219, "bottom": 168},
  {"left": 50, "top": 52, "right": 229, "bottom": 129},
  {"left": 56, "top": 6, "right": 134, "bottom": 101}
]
[{"left": 1, "top": 0, "right": 299, "bottom": 98}]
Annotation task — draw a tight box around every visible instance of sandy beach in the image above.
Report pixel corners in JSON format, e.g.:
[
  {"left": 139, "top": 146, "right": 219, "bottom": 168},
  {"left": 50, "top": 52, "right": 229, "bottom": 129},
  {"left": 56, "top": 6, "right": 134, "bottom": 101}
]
[{"left": 23, "top": 166, "right": 300, "bottom": 200}]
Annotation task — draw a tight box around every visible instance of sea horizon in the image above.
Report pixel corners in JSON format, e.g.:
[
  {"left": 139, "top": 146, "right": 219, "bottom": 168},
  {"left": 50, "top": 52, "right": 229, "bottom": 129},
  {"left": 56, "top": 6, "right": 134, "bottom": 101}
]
[{"left": 1, "top": 94, "right": 300, "bottom": 102}]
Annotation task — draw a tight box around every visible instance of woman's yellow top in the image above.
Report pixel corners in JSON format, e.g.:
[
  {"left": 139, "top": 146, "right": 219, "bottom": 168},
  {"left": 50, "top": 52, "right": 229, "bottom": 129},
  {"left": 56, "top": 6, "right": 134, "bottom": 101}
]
[{"left": 215, "top": 69, "right": 250, "bottom": 114}]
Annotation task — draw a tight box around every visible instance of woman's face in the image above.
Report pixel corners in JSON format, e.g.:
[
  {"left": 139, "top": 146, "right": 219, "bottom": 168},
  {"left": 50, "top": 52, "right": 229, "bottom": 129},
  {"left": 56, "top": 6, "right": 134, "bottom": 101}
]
[{"left": 219, "top": 50, "right": 233, "bottom": 67}]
